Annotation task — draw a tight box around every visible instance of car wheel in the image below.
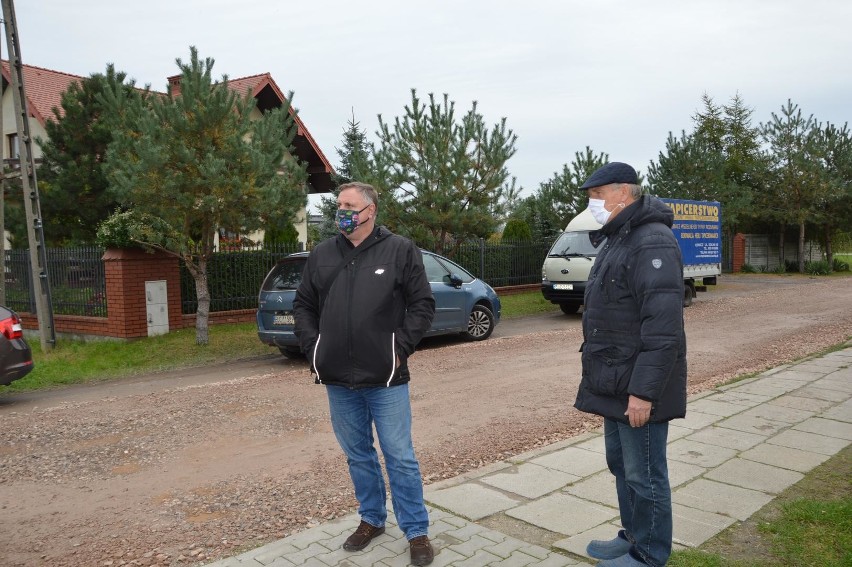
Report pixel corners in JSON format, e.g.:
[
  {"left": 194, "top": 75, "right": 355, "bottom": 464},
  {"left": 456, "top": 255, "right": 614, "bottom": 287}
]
[
  {"left": 278, "top": 346, "right": 303, "bottom": 359},
  {"left": 559, "top": 303, "right": 580, "bottom": 315},
  {"left": 465, "top": 304, "right": 495, "bottom": 341}
]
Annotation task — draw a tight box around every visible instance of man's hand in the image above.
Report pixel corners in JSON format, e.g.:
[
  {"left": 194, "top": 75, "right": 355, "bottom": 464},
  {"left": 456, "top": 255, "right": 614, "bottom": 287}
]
[{"left": 625, "top": 395, "right": 653, "bottom": 427}]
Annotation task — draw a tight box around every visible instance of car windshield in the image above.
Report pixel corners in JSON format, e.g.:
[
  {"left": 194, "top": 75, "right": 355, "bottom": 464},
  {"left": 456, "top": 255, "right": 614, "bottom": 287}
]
[
  {"left": 261, "top": 259, "right": 306, "bottom": 291},
  {"left": 547, "top": 231, "right": 601, "bottom": 257}
]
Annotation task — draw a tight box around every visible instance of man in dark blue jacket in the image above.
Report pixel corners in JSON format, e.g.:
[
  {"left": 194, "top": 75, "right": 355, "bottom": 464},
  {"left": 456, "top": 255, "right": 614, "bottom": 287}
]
[
  {"left": 574, "top": 163, "right": 687, "bottom": 567},
  {"left": 293, "top": 182, "right": 436, "bottom": 566}
]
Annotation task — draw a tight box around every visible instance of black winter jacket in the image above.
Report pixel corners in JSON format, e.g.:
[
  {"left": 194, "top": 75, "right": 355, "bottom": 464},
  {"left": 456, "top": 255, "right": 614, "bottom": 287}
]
[
  {"left": 574, "top": 196, "right": 687, "bottom": 423},
  {"left": 292, "top": 227, "right": 435, "bottom": 388}
]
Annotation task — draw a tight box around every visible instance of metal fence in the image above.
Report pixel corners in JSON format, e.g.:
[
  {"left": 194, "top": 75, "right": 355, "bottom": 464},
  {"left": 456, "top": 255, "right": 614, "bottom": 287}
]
[
  {"left": 4, "top": 247, "right": 107, "bottom": 316},
  {"left": 4, "top": 240, "right": 551, "bottom": 318},
  {"left": 180, "top": 242, "right": 305, "bottom": 314},
  {"left": 437, "top": 239, "right": 551, "bottom": 287}
]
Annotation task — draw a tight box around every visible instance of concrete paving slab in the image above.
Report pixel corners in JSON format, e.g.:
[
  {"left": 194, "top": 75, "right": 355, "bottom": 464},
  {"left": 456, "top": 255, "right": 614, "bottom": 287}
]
[
  {"left": 794, "top": 385, "right": 850, "bottom": 403},
  {"left": 685, "top": 425, "right": 765, "bottom": 451},
  {"left": 821, "top": 399, "right": 852, "bottom": 423},
  {"left": 667, "top": 424, "right": 693, "bottom": 441},
  {"left": 734, "top": 403, "right": 816, "bottom": 425},
  {"left": 426, "top": 483, "right": 523, "bottom": 520},
  {"left": 705, "top": 390, "right": 771, "bottom": 408},
  {"left": 677, "top": 411, "right": 723, "bottom": 430},
  {"left": 814, "top": 373, "right": 852, "bottom": 393},
  {"left": 571, "top": 435, "right": 605, "bottom": 455},
  {"left": 767, "top": 429, "right": 851, "bottom": 456},
  {"left": 704, "top": 457, "right": 803, "bottom": 494},
  {"left": 716, "top": 412, "right": 788, "bottom": 437},
  {"left": 794, "top": 416, "right": 852, "bottom": 440},
  {"left": 687, "top": 397, "right": 748, "bottom": 417},
  {"left": 672, "top": 503, "right": 738, "bottom": 548},
  {"left": 552, "top": 521, "right": 622, "bottom": 559},
  {"left": 506, "top": 493, "right": 618, "bottom": 536},
  {"left": 481, "top": 463, "right": 579, "bottom": 499},
  {"left": 562, "top": 470, "right": 618, "bottom": 508},
  {"left": 726, "top": 381, "right": 796, "bottom": 398},
  {"left": 673, "top": 478, "right": 773, "bottom": 521},
  {"left": 739, "top": 443, "right": 831, "bottom": 473},
  {"left": 668, "top": 460, "right": 707, "bottom": 488},
  {"left": 530, "top": 446, "right": 609, "bottom": 478},
  {"left": 768, "top": 394, "right": 837, "bottom": 413},
  {"left": 770, "top": 369, "right": 830, "bottom": 384},
  {"left": 667, "top": 438, "right": 738, "bottom": 468}
]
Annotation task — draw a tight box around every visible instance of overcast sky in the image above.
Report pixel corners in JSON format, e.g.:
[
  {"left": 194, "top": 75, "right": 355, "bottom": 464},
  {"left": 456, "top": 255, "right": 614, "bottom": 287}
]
[{"left": 12, "top": 0, "right": 851, "bottom": 208}]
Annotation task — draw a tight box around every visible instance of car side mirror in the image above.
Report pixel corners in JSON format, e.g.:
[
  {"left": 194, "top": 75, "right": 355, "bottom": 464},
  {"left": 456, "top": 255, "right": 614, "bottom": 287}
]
[{"left": 448, "top": 273, "right": 463, "bottom": 288}]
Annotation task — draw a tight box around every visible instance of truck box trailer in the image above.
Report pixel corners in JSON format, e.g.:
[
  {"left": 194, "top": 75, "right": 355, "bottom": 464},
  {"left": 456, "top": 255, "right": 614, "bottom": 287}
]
[{"left": 540, "top": 198, "right": 722, "bottom": 313}]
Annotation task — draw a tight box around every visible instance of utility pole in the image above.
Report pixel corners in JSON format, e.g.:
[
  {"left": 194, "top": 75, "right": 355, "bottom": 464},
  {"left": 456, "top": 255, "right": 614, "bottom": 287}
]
[
  {"left": 0, "top": 28, "right": 5, "bottom": 306},
  {"left": 1, "top": 0, "right": 55, "bottom": 350}
]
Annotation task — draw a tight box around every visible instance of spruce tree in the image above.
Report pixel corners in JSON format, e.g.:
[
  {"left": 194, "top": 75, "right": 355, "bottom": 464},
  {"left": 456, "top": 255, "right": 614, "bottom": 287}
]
[{"left": 13, "top": 66, "right": 144, "bottom": 246}]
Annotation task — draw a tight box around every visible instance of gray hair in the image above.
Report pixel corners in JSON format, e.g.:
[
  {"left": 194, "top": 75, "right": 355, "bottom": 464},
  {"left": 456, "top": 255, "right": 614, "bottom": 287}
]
[
  {"left": 339, "top": 182, "right": 378, "bottom": 208},
  {"left": 628, "top": 184, "right": 643, "bottom": 199}
]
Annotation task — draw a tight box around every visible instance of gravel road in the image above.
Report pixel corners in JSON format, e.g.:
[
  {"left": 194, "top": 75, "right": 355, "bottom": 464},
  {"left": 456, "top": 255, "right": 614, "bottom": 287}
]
[{"left": 1, "top": 274, "right": 850, "bottom": 566}]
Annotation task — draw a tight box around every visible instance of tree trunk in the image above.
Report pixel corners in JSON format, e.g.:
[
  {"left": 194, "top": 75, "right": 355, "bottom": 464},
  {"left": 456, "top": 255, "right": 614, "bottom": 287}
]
[
  {"left": 825, "top": 224, "right": 834, "bottom": 268},
  {"left": 778, "top": 222, "right": 785, "bottom": 270},
  {"left": 798, "top": 221, "right": 806, "bottom": 273},
  {"left": 193, "top": 257, "right": 210, "bottom": 345}
]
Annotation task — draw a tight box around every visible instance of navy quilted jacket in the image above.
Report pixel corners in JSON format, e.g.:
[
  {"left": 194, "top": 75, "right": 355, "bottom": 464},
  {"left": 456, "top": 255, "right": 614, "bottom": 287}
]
[{"left": 574, "top": 196, "right": 687, "bottom": 423}]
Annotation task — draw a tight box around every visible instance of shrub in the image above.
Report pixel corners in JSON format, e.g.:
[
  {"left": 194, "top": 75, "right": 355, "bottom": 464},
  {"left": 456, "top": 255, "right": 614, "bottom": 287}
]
[
  {"left": 804, "top": 260, "right": 832, "bottom": 275},
  {"left": 740, "top": 263, "right": 758, "bottom": 273},
  {"left": 832, "top": 258, "right": 850, "bottom": 272}
]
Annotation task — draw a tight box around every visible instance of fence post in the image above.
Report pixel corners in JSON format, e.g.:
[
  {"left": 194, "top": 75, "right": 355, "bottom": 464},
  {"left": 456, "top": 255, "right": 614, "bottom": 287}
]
[{"left": 479, "top": 238, "right": 486, "bottom": 281}]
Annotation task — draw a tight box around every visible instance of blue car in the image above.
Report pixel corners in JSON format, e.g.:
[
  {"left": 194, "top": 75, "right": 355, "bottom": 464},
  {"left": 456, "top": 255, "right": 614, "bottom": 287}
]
[{"left": 257, "top": 250, "right": 502, "bottom": 358}]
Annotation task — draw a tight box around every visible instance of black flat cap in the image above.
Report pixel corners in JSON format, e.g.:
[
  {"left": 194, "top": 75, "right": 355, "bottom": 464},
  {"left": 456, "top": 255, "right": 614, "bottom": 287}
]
[{"left": 580, "top": 162, "right": 638, "bottom": 189}]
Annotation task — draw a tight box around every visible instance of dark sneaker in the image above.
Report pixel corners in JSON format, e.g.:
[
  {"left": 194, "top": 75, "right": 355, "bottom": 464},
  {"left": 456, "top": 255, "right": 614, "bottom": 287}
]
[
  {"left": 586, "top": 531, "right": 632, "bottom": 560},
  {"left": 342, "top": 521, "right": 385, "bottom": 551},
  {"left": 409, "top": 535, "right": 434, "bottom": 566}
]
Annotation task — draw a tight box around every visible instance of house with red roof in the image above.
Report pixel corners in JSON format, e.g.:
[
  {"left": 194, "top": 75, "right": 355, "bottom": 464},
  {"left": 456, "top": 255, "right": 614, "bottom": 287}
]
[{"left": 1, "top": 60, "right": 334, "bottom": 244}]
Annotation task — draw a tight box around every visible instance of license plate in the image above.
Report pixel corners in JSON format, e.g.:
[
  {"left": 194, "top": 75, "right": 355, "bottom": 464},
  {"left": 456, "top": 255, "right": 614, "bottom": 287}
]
[
  {"left": 273, "top": 313, "right": 295, "bottom": 325},
  {"left": 553, "top": 283, "right": 574, "bottom": 290}
]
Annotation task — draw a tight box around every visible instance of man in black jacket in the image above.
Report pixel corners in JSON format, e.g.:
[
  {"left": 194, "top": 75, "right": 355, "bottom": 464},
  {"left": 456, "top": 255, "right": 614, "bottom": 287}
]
[
  {"left": 293, "top": 182, "right": 436, "bottom": 566},
  {"left": 574, "top": 163, "right": 687, "bottom": 567}
]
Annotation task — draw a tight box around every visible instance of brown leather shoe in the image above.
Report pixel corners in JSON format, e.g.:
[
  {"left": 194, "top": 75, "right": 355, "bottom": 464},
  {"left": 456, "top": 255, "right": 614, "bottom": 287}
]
[
  {"left": 342, "top": 520, "right": 385, "bottom": 551},
  {"left": 409, "top": 535, "right": 434, "bottom": 566}
]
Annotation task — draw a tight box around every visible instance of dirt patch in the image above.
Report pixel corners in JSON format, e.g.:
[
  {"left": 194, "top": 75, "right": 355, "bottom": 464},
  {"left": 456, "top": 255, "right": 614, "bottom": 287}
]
[{"left": 0, "top": 274, "right": 850, "bottom": 566}]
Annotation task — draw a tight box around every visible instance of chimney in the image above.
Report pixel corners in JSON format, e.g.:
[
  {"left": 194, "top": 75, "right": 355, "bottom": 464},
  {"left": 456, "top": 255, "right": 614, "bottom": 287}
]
[{"left": 167, "top": 75, "right": 181, "bottom": 96}]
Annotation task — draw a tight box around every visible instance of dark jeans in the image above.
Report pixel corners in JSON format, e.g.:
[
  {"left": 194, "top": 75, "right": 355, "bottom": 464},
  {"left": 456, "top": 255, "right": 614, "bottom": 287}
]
[{"left": 604, "top": 418, "right": 672, "bottom": 567}]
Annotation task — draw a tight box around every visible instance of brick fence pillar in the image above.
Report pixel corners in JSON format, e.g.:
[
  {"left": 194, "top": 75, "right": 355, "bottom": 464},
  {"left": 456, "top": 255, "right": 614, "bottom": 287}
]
[
  {"left": 102, "top": 248, "right": 182, "bottom": 339},
  {"left": 732, "top": 233, "right": 746, "bottom": 273}
]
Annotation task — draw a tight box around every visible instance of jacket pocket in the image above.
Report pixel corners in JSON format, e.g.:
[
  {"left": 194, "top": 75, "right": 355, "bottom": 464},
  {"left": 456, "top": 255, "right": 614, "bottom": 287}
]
[{"left": 581, "top": 342, "right": 636, "bottom": 396}]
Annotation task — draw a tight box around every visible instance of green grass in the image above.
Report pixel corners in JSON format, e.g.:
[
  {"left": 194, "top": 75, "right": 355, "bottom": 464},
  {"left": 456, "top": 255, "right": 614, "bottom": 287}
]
[
  {"left": 669, "top": 445, "right": 852, "bottom": 567},
  {"left": 498, "top": 290, "right": 561, "bottom": 318},
  {"left": 4, "top": 322, "right": 271, "bottom": 392},
  {"left": 2, "top": 290, "right": 560, "bottom": 392}
]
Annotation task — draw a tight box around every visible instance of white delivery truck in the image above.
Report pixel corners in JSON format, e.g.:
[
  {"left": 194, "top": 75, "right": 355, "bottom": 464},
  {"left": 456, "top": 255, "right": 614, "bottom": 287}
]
[{"left": 541, "top": 198, "right": 722, "bottom": 314}]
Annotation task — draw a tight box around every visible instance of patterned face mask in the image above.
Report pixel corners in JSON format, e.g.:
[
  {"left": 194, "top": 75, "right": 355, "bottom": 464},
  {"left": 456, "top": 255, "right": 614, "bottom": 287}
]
[{"left": 336, "top": 204, "right": 370, "bottom": 235}]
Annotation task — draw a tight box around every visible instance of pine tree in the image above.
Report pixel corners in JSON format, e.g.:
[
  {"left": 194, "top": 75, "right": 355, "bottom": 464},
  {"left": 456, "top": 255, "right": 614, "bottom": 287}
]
[
  {"left": 372, "top": 89, "right": 518, "bottom": 255},
  {"left": 100, "top": 47, "right": 307, "bottom": 344},
  {"left": 759, "top": 100, "right": 821, "bottom": 273}
]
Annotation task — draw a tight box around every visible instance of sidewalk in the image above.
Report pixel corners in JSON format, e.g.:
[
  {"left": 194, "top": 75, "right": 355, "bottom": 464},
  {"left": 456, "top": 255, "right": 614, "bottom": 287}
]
[{"left": 204, "top": 345, "right": 852, "bottom": 567}]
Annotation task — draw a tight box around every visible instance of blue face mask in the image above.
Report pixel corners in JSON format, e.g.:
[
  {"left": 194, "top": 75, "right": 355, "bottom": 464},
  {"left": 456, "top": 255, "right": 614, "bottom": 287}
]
[{"left": 336, "top": 204, "right": 370, "bottom": 235}]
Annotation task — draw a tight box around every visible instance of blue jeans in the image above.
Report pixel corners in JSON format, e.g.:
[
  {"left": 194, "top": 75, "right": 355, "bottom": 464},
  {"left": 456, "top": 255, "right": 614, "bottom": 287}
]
[
  {"left": 326, "top": 384, "right": 429, "bottom": 540},
  {"left": 604, "top": 418, "right": 672, "bottom": 567}
]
